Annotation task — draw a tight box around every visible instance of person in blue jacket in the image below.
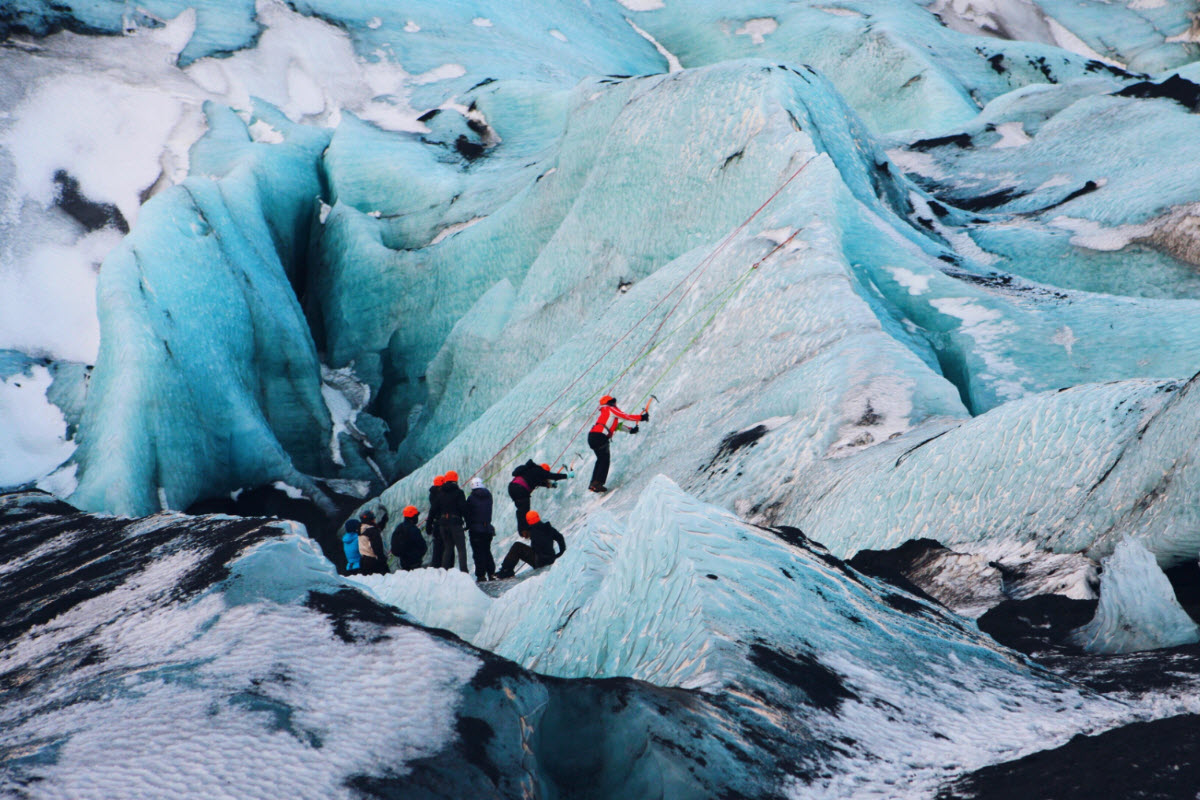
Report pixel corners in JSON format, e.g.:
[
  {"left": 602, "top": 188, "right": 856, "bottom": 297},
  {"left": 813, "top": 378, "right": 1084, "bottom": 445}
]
[
  {"left": 342, "top": 519, "right": 362, "bottom": 574},
  {"left": 465, "top": 477, "right": 496, "bottom": 582}
]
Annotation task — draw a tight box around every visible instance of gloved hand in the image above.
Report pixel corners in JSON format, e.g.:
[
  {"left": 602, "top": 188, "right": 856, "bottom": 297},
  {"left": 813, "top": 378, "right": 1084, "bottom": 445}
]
[
  {"left": 641, "top": 412, "right": 650, "bottom": 421},
  {"left": 567, "top": 470, "right": 576, "bottom": 479},
  {"left": 629, "top": 425, "right": 640, "bottom": 435}
]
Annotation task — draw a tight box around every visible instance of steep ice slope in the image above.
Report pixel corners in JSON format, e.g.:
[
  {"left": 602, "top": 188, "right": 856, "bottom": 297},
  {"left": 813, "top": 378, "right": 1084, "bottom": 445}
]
[
  {"left": 605, "top": 0, "right": 1162, "bottom": 133},
  {"left": 67, "top": 102, "right": 344, "bottom": 517},
  {"left": 924, "top": 0, "right": 1199, "bottom": 73},
  {"left": 370, "top": 62, "right": 1200, "bottom": 552}
]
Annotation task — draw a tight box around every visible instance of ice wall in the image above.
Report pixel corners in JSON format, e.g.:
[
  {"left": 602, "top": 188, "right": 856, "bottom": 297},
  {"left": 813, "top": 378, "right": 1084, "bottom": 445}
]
[
  {"left": 68, "top": 102, "right": 338, "bottom": 516},
  {"left": 1071, "top": 537, "right": 1200, "bottom": 654}
]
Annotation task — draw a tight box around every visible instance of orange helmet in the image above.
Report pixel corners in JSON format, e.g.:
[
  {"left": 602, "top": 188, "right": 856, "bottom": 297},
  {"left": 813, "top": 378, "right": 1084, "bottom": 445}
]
[
  {"left": 433, "top": 475, "right": 445, "bottom": 486},
  {"left": 403, "top": 505, "right": 418, "bottom": 517},
  {"left": 444, "top": 470, "right": 458, "bottom": 482},
  {"left": 599, "top": 395, "right": 614, "bottom": 405},
  {"left": 541, "top": 463, "right": 551, "bottom": 471},
  {"left": 525, "top": 510, "right": 540, "bottom": 525}
]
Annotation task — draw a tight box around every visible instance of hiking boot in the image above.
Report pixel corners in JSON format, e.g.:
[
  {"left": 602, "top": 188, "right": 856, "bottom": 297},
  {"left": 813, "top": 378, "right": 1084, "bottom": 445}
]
[
  {"left": 588, "top": 482, "right": 608, "bottom": 493},
  {"left": 495, "top": 569, "right": 515, "bottom": 580}
]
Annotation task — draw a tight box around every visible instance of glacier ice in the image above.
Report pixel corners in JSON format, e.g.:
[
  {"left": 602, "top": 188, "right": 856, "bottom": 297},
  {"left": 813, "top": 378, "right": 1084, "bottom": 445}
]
[
  {"left": 1071, "top": 537, "right": 1200, "bottom": 655},
  {"left": 5, "top": 0, "right": 1200, "bottom": 792}
]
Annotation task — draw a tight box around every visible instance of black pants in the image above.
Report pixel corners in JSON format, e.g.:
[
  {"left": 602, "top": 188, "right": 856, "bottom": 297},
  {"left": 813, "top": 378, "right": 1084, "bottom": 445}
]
[
  {"left": 500, "top": 542, "right": 550, "bottom": 575},
  {"left": 588, "top": 431, "right": 611, "bottom": 487},
  {"left": 469, "top": 531, "right": 496, "bottom": 580},
  {"left": 428, "top": 520, "right": 442, "bottom": 568},
  {"left": 440, "top": 517, "right": 468, "bottom": 572},
  {"left": 508, "top": 482, "right": 531, "bottom": 532},
  {"left": 360, "top": 556, "right": 386, "bottom": 575}
]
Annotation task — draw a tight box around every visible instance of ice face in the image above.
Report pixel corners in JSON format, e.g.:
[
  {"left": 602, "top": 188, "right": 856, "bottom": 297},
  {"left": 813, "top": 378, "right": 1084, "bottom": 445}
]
[
  {"left": 1071, "top": 537, "right": 1200, "bottom": 654},
  {"left": 66, "top": 101, "right": 341, "bottom": 517}
]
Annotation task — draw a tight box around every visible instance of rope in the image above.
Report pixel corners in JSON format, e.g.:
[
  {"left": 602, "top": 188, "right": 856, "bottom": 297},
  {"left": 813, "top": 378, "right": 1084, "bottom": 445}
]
[
  {"left": 551, "top": 229, "right": 802, "bottom": 465},
  {"left": 469, "top": 155, "right": 814, "bottom": 482},
  {"left": 483, "top": 243, "right": 787, "bottom": 481}
]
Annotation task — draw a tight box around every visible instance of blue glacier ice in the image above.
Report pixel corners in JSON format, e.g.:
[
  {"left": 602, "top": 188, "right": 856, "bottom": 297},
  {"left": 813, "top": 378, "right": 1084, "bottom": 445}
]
[
  {"left": 68, "top": 101, "right": 343, "bottom": 516},
  {"left": 1070, "top": 537, "right": 1200, "bottom": 654},
  {"left": 5, "top": 0, "right": 1200, "bottom": 794}
]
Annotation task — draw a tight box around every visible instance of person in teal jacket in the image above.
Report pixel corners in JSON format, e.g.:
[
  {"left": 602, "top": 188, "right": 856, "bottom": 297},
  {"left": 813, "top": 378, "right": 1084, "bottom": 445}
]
[{"left": 343, "top": 519, "right": 362, "bottom": 573}]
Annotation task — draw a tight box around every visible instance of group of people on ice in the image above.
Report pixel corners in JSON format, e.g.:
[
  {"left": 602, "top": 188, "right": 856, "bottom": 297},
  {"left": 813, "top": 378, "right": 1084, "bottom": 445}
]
[{"left": 340, "top": 396, "right": 650, "bottom": 582}]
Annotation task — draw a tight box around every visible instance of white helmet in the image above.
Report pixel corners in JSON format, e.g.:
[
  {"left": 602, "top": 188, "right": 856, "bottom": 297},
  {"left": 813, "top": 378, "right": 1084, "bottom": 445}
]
[{"left": 469, "top": 477, "right": 485, "bottom": 491}]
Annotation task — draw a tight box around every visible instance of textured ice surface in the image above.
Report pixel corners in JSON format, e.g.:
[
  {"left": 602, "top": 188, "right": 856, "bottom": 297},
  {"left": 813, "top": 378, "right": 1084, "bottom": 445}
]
[
  {"left": 1071, "top": 538, "right": 1200, "bottom": 654},
  {"left": 1, "top": 489, "right": 1151, "bottom": 800},
  {"left": 67, "top": 101, "right": 340, "bottom": 517},
  {"left": 359, "top": 477, "right": 1200, "bottom": 796},
  {"left": 798, "top": 376, "right": 1200, "bottom": 569}
]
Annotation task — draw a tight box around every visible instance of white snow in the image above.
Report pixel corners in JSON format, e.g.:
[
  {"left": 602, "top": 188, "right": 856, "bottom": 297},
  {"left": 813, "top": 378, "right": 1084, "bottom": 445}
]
[
  {"left": 889, "top": 266, "right": 931, "bottom": 295},
  {"left": 991, "top": 120, "right": 1031, "bottom": 148},
  {"left": 1052, "top": 325, "right": 1078, "bottom": 356},
  {"left": 734, "top": 18, "right": 778, "bottom": 45},
  {"left": 247, "top": 120, "right": 285, "bottom": 144},
  {"left": 626, "top": 18, "right": 683, "bottom": 72},
  {"left": 1049, "top": 215, "right": 1151, "bottom": 251},
  {"left": 472, "top": 17, "right": 493, "bottom": 27},
  {"left": 1045, "top": 17, "right": 1126, "bottom": 67},
  {"left": 616, "top": 0, "right": 666, "bottom": 10},
  {"left": 0, "top": 366, "right": 74, "bottom": 488},
  {"left": 549, "top": 29, "right": 568, "bottom": 42},
  {"left": 271, "top": 481, "right": 305, "bottom": 499}
]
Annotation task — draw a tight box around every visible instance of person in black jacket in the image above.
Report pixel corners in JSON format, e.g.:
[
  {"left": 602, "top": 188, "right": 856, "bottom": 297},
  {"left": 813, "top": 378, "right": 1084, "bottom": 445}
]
[
  {"left": 465, "top": 477, "right": 496, "bottom": 582},
  {"left": 391, "top": 505, "right": 427, "bottom": 571},
  {"left": 428, "top": 474, "right": 445, "bottom": 568},
  {"left": 507, "top": 460, "right": 568, "bottom": 534},
  {"left": 438, "top": 471, "right": 469, "bottom": 573},
  {"left": 495, "top": 510, "right": 566, "bottom": 579},
  {"left": 358, "top": 509, "right": 389, "bottom": 575}
]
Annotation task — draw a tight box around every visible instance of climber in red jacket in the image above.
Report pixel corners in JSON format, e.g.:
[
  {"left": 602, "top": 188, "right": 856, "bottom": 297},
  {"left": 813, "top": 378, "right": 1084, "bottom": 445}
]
[{"left": 588, "top": 395, "right": 648, "bottom": 493}]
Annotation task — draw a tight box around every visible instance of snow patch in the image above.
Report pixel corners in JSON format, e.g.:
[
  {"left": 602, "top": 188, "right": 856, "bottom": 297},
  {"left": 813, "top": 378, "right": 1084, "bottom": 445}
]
[
  {"left": 616, "top": 0, "right": 665, "bottom": 10},
  {"left": 734, "top": 18, "right": 778, "bottom": 45},
  {"left": 1050, "top": 216, "right": 1151, "bottom": 251},
  {"left": 0, "top": 366, "right": 74, "bottom": 488},
  {"left": 992, "top": 121, "right": 1031, "bottom": 149},
  {"left": 271, "top": 481, "right": 305, "bottom": 500},
  {"left": 247, "top": 120, "right": 284, "bottom": 144},
  {"left": 1045, "top": 17, "right": 1126, "bottom": 67},
  {"left": 549, "top": 29, "right": 568, "bottom": 42},
  {"left": 472, "top": 17, "right": 493, "bottom": 27},
  {"left": 404, "top": 21, "right": 420, "bottom": 33},
  {"left": 889, "top": 266, "right": 931, "bottom": 296},
  {"left": 1052, "top": 325, "right": 1078, "bottom": 356},
  {"left": 412, "top": 64, "right": 468, "bottom": 85}
]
